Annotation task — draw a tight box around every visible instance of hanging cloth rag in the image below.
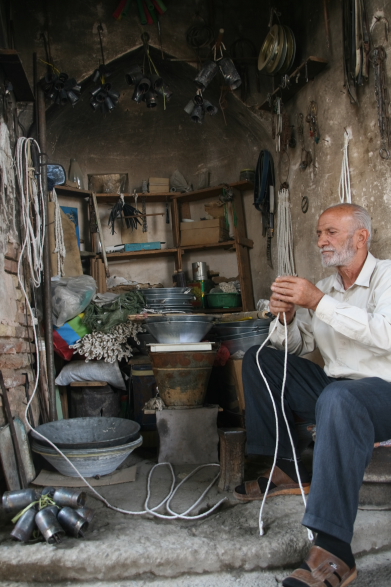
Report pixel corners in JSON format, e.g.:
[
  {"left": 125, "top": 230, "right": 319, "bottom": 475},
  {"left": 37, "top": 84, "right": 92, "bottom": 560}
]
[{"left": 254, "top": 150, "right": 275, "bottom": 268}]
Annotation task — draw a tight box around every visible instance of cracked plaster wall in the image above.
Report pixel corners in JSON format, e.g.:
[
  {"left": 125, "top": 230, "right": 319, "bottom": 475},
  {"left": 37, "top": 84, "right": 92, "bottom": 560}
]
[{"left": 11, "top": 0, "right": 391, "bottom": 299}]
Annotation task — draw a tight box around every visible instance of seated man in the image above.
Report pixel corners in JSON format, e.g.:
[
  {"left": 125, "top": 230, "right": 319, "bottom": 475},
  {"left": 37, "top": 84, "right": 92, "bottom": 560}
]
[{"left": 234, "top": 203, "right": 391, "bottom": 587}]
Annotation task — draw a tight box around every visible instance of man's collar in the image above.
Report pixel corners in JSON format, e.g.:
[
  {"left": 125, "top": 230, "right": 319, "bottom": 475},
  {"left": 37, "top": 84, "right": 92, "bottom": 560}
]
[{"left": 332, "top": 252, "right": 376, "bottom": 291}]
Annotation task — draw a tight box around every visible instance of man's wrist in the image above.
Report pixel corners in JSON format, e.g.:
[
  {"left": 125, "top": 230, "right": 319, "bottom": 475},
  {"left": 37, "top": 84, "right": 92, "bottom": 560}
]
[{"left": 278, "top": 313, "right": 296, "bottom": 325}]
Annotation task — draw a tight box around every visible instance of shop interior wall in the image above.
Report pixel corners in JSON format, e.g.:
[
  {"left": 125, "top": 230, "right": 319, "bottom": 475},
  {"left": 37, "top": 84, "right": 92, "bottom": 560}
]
[{"left": 11, "top": 0, "right": 391, "bottom": 300}]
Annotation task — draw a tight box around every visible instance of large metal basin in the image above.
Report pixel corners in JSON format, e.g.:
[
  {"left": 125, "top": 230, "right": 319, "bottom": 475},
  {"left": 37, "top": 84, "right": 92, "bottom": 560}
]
[
  {"left": 150, "top": 350, "right": 217, "bottom": 406},
  {"left": 145, "top": 319, "right": 213, "bottom": 343},
  {"left": 30, "top": 417, "right": 140, "bottom": 449}
]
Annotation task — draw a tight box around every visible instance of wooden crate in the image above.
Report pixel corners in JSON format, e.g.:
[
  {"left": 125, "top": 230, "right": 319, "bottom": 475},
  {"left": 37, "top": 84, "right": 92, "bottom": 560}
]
[{"left": 180, "top": 218, "right": 229, "bottom": 246}]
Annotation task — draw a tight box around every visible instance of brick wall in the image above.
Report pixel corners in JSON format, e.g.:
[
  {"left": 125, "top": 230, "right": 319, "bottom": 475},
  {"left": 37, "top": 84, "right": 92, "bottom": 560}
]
[{"left": 0, "top": 242, "right": 40, "bottom": 427}]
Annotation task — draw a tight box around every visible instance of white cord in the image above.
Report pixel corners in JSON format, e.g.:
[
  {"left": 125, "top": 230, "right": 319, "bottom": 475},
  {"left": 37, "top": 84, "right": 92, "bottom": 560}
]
[
  {"left": 338, "top": 133, "right": 352, "bottom": 204},
  {"left": 15, "top": 137, "right": 45, "bottom": 427},
  {"left": 256, "top": 314, "right": 313, "bottom": 541},
  {"left": 52, "top": 188, "right": 66, "bottom": 277},
  {"left": 277, "top": 188, "right": 296, "bottom": 277}
]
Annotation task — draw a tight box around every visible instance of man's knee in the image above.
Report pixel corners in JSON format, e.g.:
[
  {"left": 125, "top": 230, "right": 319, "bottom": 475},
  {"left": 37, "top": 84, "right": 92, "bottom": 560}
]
[{"left": 315, "top": 382, "right": 355, "bottom": 421}]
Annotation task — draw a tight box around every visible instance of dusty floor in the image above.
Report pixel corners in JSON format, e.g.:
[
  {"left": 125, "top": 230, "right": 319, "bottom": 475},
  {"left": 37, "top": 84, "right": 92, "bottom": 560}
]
[{"left": 1, "top": 449, "right": 391, "bottom": 585}]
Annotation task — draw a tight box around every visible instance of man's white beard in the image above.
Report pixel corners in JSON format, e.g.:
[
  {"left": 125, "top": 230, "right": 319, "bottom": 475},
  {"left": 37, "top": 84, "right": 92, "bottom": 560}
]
[{"left": 320, "top": 237, "right": 356, "bottom": 267}]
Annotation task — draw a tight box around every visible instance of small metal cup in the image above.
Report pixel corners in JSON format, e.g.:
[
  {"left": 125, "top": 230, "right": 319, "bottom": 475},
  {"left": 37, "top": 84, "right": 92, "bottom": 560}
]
[
  {"left": 75, "top": 506, "right": 95, "bottom": 524},
  {"left": 10, "top": 507, "right": 37, "bottom": 542},
  {"left": 203, "top": 100, "right": 218, "bottom": 116},
  {"left": 58, "top": 507, "right": 89, "bottom": 538},
  {"left": 218, "top": 57, "right": 242, "bottom": 90},
  {"left": 53, "top": 488, "right": 86, "bottom": 508},
  {"left": 194, "top": 60, "right": 219, "bottom": 90},
  {"left": 155, "top": 83, "right": 173, "bottom": 101},
  {"left": 184, "top": 99, "right": 195, "bottom": 115},
  {"left": 2, "top": 489, "right": 40, "bottom": 515},
  {"left": 35, "top": 507, "right": 65, "bottom": 544},
  {"left": 191, "top": 104, "right": 205, "bottom": 124},
  {"left": 125, "top": 65, "right": 142, "bottom": 85},
  {"left": 144, "top": 90, "right": 157, "bottom": 108}
]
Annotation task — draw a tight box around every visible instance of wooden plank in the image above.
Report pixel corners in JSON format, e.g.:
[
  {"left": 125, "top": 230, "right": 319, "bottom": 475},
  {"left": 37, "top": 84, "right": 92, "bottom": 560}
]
[
  {"left": 0, "top": 49, "right": 34, "bottom": 101},
  {"left": 258, "top": 56, "right": 328, "bottom": 112},
  {"left": 171, "top": 198, "right": 180, "bottom": 247},
  {"left": 54, "top": 185, "right": 92, "bottom": 196},
  {"left": 0, "top": 424, "right": 21, "bottom": 490},
  {"left": 170, "top": 181, "right": 253, "bottom": 204},
  {"left": 105, "top": 248, "right": 177, "bottom": 260},
  {"left": 181, "top": 202, "right": 191, "bottom": 219},
  {"left": 91, "top": 192, "right": 110, "bottom": 278},
  {"left": 181, "top": 240, "right": 236, "bottom": 252},
  {"left": 94, "top": 192, "right": 170, "bottom": 203},
  {"left": 232, "top": 190, "right": 255, "bottom": 311}
]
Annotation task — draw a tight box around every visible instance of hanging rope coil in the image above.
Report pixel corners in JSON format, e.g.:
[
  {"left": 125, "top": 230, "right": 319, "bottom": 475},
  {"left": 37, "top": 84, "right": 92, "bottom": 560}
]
[
  {"left": 52, "top": 188, "right": 66, "bottom": 276},
  {"left": 277, "top": 188, "right": 296, "bottom": 277},
  {"left": 339, "top": 132, "right": 352, "bottom": 203}
]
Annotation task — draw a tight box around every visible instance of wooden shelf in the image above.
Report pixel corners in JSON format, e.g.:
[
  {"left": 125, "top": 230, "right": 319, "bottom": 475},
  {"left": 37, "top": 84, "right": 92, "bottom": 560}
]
[
  {"left": 258, "top": 56, "right": 328, "bottom": 112},
  {"left": 94, "top": 192, "right": 171, "bottom": 204},
  {"left": 105, "top": 248, "right": 178, "bottom": 260},
  {"left": 180, "top": 240, "right": 236, "bottom": 252},
  {"left": 55, "top": 185, "right": 92, "bottom": 196},
  {"left": 170, "top": 181, "right": 253, "bottom": 203},
  {"left": 0, "top": 49, "right": 34, "bottom": 102}
]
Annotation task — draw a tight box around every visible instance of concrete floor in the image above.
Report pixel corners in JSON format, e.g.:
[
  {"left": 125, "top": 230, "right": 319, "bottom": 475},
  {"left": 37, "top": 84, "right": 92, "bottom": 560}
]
[{"left": 1, "top": 450, "right": 391, "bottom": 585}]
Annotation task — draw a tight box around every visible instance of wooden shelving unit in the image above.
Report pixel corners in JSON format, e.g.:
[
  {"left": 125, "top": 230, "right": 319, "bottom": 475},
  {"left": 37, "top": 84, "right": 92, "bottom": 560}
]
[
  {"left": 0, "top": 49, "right": 34, "bottom": 102},
  {"left": 56, "top": 181, "right": 256, "bottom": 310}
]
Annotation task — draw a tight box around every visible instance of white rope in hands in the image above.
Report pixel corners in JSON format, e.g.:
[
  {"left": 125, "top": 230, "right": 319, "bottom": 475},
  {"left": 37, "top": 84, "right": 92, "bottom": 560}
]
[
  {"left": 277, "top": 188, "right": 296, "bottom": 277},
  {"left": 52, "top": 188, "right": 66, "bottom": 277},
  {"left": 256, "top": 313, "right": 314, "bottom": 541},
  {"left": 339, "top": 132, "right": 352, "bottom": 204}
]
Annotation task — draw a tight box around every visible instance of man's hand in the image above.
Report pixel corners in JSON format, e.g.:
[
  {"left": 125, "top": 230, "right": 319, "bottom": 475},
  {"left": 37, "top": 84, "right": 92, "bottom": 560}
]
[
  {"left": 269, "top": 292, "right": 296, "bottom": 324},
  {"left": 271, "top": 276, "right": 324, "bottom": 312}
]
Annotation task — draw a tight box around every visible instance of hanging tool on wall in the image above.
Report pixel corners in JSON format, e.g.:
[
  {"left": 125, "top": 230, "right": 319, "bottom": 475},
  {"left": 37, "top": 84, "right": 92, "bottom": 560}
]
[
  {"left": 297, "top": 112, "right": 312, "bottom": 172},
  {"left": 342, "top": 0, "right": 370, "bottom": 104},
  {"left": 142, "top": 197, "right": 148, "bottom": 232},
  {"left": 230, "top": 37, "right": 259, "bottom": 102},
  {"left": 369, "top": 17, "right": 391, "bottom": 159},
  {"left": 254, "top": 150, "right": 275, "bottom": 268},
  {"left": 306, "top": 100, "right": 320, "bottom": 143},
  {"left": 108, "top": 194, "right": 143, "bottom": 234}
]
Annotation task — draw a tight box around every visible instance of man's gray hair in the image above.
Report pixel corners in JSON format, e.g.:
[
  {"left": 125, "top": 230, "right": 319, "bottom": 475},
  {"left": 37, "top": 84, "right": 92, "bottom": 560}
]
[{"left": 323, "top": 203, "right": 372, "bottom": 247}]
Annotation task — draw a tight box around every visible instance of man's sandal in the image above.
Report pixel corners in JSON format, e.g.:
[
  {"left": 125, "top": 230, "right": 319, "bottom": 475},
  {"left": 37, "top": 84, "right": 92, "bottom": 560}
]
[
  {"left": 282, "top": 546, "right": 358, "bottom": 587},
  {"left": 233, "top": 465, "right": 310, "bottom": 502}
]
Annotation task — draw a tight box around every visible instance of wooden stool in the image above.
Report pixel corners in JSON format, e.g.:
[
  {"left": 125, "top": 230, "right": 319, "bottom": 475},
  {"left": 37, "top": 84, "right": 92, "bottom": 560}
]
[{"left": 218, "top": 428, "right": 246, "bottom": 492}]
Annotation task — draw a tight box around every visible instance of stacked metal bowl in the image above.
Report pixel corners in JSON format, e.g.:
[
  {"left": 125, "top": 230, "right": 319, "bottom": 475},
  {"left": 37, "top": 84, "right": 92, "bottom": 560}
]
[
  {"left": 210, "top": 318, "right": 272, "bottom": 354},
  {"left": 30, "top": 417, "right": 142, "bottom": 477},
  {"left": 140, "top": 288, "right": 196, "bottom": 313},
  {"left": 144, "top": 314, "right": 215, "bottom": 343}
]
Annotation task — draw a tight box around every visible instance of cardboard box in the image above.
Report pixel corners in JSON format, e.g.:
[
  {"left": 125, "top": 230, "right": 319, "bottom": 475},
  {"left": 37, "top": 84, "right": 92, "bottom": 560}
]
[
  {"left": 180, "top": 218, "right": 229, "bottom": 246},
  {"left": 149, "top": 177, "right": 169, "bottom": 193}
]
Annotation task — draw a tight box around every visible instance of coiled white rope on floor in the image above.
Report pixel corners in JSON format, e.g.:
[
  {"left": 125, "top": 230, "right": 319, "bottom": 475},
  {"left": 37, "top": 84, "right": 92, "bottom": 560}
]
[
  {"left": 339, "top": 132, "right": 352, "bottom": 204},
  {"left": 256, "top": 313, "right": 313, "bottom": 541},
  {"left": 277, "top": 188, "right": 296, "bottom": 277}
]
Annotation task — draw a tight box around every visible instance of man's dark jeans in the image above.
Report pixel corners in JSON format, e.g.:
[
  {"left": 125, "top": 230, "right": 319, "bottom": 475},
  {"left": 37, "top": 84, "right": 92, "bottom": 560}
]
[{"left": 243, "top": 345, "right": 391, "bottom": 542}]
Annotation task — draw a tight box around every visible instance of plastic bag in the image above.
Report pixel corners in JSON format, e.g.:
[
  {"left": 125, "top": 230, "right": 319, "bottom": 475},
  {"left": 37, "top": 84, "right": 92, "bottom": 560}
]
[
  {"left": 170, "top": 170, "right": 192, "bottom": 193},
  {"left": 52, "top": 275, "right": 97, "bottom": 327},
  {"left": 55, "top": 360, "right": 126, "bottom": 390}
]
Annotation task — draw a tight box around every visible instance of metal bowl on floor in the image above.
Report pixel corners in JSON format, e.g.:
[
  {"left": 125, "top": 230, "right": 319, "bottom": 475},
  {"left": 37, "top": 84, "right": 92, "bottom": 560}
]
[
  {"left": 145, "top": 319, "right": 214, "bottom": 343},
  {"left": 30, "top": 417, "right": 140, "bottom": 449},
  {"left": 31, "top": 435, "right": 143, "bottom": 478}
]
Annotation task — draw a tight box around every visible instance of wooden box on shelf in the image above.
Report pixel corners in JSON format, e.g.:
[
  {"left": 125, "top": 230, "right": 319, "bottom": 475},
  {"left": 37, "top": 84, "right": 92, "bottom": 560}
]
[{"left": 180, "top": 218, "right": 229, "bottom": 246}]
